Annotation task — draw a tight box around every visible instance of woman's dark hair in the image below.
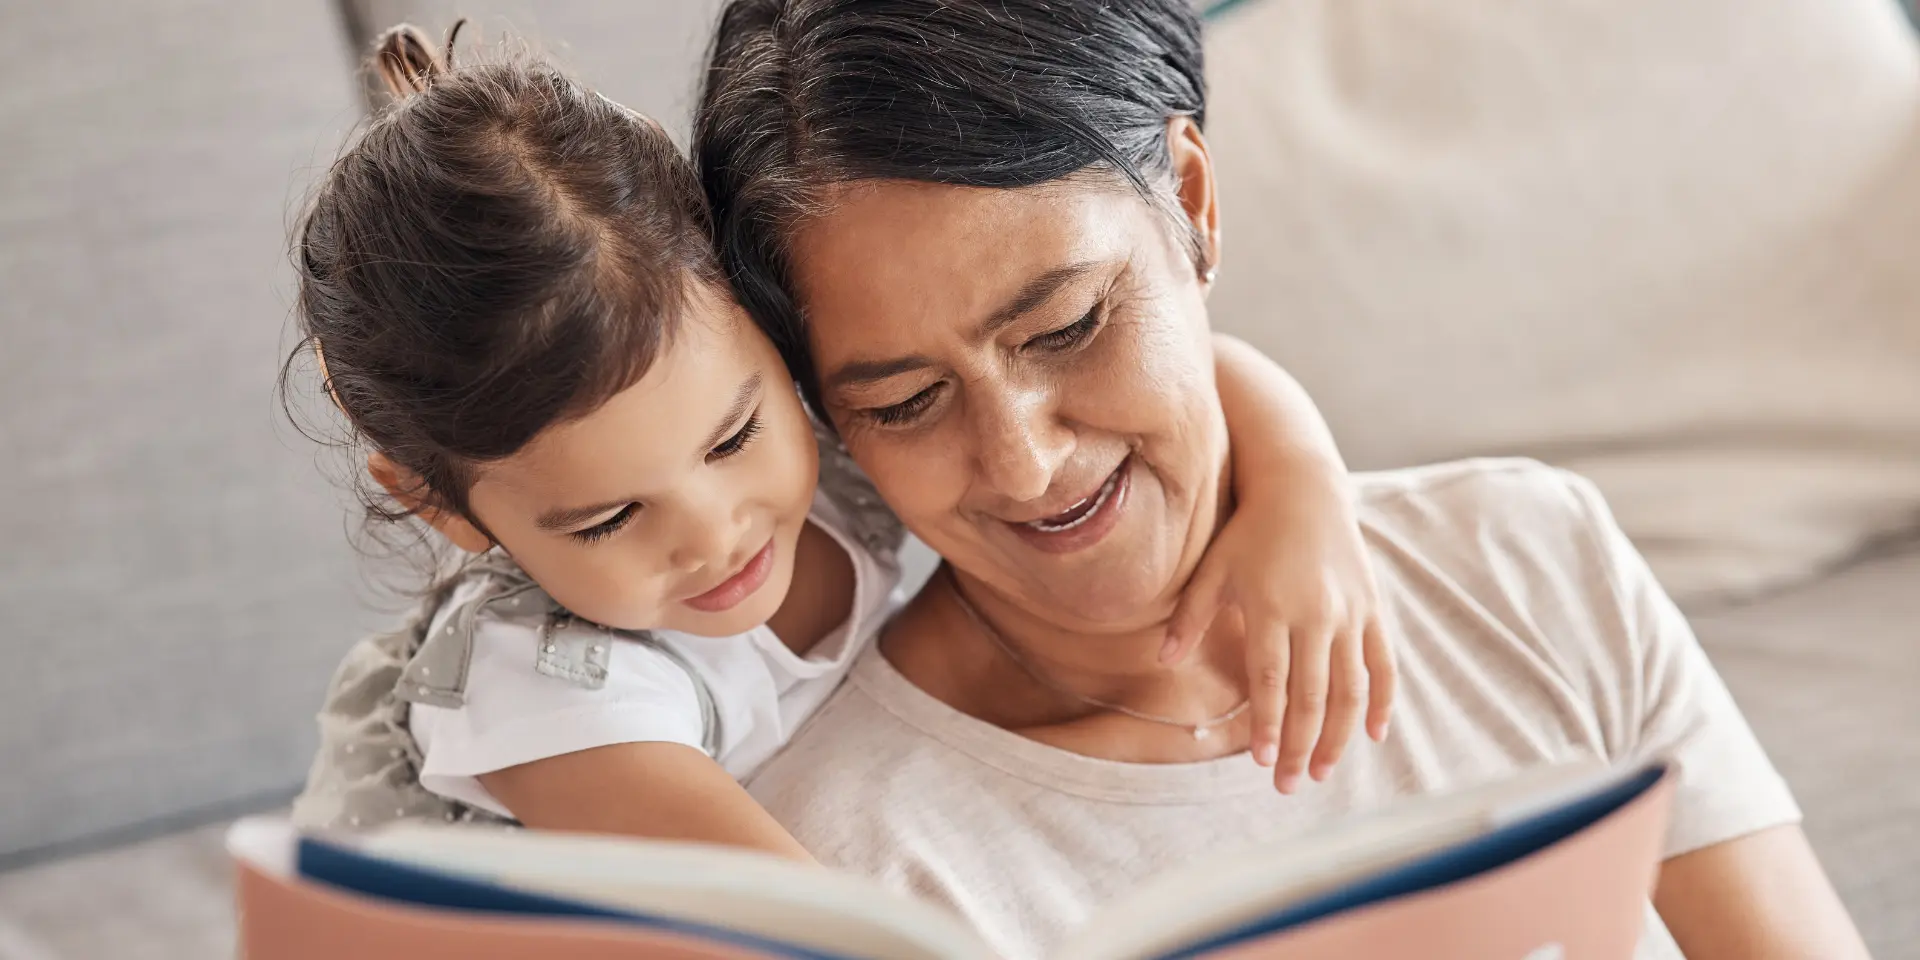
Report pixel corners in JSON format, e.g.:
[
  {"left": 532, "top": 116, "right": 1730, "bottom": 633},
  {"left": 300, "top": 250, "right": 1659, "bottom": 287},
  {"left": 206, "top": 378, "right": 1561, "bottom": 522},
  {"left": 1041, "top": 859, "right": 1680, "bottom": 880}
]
[
  {"left": 288, "top": 23, "right": 717, "bottom": 545},
  {"left": 696, "top": 0, "right": 1208, "bottom": 410}
]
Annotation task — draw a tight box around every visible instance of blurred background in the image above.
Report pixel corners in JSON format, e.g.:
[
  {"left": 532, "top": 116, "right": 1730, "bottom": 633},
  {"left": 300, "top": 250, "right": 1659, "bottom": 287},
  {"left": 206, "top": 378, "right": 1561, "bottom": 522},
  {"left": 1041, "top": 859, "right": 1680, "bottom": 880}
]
[{"left": 2, "top": 0, "right": 1916, "bottom": 957}]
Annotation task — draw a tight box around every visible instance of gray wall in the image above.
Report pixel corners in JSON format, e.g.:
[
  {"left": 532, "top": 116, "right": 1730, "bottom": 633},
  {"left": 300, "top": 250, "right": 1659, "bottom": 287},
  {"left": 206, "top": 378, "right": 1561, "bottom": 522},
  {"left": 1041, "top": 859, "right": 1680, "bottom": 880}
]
[
  {"left": 346, "top": 1, "right": 729, "bottom": 139},
  {"left": 0, "top": 1, "right": 370, "bottom": 860}
]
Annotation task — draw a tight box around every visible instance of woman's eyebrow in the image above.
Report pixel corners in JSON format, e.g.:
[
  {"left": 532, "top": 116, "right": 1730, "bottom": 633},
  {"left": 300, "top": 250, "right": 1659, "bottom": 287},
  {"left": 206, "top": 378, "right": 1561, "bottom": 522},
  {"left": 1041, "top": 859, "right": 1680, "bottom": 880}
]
[
  {"left": 970, "top": 261, "right": 1099, "bottom": 341},
  {"left": 700, "top": 373, "right": 764, "bottom": 451},
  {"left": 824, "top": 261, "right": 1100, "bottom": 391}
]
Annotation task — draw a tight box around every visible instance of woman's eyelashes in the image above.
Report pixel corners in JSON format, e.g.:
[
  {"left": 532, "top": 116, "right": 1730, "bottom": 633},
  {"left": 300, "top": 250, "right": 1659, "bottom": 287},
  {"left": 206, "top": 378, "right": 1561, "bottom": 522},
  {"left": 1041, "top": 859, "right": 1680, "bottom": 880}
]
[
  {"left": 1027, "top": 306, "right": 1103, "bottom": 353},
  {"left": 708, "top": 410, "right": 764, "bottom": 462},
  {"left": 572, "top": 503, "right": 640, "bottom": 544},
  {"left": 861, "top": 306, "right": 1105, "bottom": 427},
  {"left": 869, "top": 382, "right": 943, "bottom": 426}
]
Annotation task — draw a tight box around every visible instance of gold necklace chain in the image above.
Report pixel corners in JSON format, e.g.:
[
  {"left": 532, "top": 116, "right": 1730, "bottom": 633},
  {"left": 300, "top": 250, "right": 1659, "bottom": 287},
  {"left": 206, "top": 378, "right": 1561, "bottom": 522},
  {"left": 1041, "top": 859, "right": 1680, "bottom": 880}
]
[{"left": 944, "top": 570, "right": 1250, "bottom": 741}]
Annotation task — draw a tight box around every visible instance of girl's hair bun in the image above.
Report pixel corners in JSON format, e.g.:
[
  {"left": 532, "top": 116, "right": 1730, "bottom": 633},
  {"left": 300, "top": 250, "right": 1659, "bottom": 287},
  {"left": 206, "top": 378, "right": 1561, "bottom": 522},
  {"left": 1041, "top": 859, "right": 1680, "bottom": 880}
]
[{"left": 372, "top": 20, "right": 464, "bottom": 100}]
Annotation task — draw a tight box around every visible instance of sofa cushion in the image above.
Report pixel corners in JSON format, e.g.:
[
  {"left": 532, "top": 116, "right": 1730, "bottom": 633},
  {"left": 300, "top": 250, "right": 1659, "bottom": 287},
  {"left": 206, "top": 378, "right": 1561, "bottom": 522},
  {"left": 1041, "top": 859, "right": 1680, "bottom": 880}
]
[
  {"left": 0, "top": 0, "right": 367, "bottom": 859},
  {"left": 1204, "top": 0, "right": 1920, "bottom": 605},
  {"left": 1689, "top": 546, "right": 1920, "bottom": 958}
]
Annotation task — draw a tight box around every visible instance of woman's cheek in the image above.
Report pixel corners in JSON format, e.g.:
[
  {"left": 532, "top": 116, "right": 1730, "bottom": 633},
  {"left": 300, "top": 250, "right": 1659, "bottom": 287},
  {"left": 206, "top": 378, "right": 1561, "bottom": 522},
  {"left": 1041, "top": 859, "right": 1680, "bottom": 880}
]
[
  {"left": 844, "top": 427, "right": 955, "bottom": 535},
  {"left": 1106, "top": 316, "right": 1222, "bottom": 500}
]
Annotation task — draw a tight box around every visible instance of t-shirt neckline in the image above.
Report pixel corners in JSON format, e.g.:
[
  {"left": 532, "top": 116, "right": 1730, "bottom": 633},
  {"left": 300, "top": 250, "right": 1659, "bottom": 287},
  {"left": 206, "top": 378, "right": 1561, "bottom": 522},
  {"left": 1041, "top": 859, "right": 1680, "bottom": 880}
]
[{"left": 849, "top": 646, "right": 1279, "bottom": 804}]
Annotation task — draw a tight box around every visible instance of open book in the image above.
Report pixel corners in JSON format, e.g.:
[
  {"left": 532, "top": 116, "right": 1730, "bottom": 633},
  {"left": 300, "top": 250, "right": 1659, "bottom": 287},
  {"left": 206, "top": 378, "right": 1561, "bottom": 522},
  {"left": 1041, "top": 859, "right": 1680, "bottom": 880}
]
[{"left": 230, "top": 759, "right": 1673, "bottom": 960}]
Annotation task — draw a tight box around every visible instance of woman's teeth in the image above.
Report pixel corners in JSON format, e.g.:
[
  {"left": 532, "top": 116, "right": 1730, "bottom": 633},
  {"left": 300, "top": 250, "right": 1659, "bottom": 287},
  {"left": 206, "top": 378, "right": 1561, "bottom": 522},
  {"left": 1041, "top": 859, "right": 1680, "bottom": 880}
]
[{"left": 1025, "top": 467, "right": 1122, "bottom": 533}]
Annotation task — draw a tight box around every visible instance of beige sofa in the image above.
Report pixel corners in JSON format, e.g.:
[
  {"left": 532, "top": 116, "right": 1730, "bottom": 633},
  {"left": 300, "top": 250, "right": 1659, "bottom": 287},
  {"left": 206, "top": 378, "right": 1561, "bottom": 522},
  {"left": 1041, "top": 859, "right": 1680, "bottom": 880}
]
[
  {"left": 1204, "top": 0, "right": 1920, "bottom": 949},
  {"left": 0, "top": 0, "right": 1912, "bottom": 957}
]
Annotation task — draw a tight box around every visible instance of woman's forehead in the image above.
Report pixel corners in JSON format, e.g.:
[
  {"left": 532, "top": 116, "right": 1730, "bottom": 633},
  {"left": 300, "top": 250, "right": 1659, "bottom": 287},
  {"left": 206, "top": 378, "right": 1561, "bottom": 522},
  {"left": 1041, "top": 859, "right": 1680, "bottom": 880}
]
[{"left": 792, "top": 180, "right": 1142, "bottom": 347}]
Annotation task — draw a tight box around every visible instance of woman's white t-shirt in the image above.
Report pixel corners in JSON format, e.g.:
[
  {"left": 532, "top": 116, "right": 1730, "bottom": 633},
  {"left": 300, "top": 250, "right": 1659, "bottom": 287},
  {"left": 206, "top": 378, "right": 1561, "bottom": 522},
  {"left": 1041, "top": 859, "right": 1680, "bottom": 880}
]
[
  {"left": 409, "top": 491, "right": 903, "bottom": 818},
  {"left": 744, "top": 461, "right": 1803, "bottom": 960}
]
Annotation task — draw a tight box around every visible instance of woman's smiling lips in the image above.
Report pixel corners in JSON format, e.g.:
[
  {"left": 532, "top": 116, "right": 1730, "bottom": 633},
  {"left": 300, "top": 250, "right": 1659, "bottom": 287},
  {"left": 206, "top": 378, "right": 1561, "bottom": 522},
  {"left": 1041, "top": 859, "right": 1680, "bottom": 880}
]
[
  {"left": 682, "top": 538, "right": 777, "bottom": 613},
  {"left": 1003, "top": 456, "right": 1132, "bottom": 555}
]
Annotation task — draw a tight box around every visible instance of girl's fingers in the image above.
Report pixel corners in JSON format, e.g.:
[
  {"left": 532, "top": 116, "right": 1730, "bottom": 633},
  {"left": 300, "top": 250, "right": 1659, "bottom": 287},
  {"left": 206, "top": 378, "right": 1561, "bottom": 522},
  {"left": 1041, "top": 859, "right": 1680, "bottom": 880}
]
[
  {"left": 1245, "top": 621, "right": 1290, "bottom": 768},
  {"left": 1163, "top": 560, "right": 1227, "bottom": 665},
  {"left": 1362, "top": 615, "right": 1396, "bottom": 742},
  {"left": 1308, "top": 625, "right": 1367, "bottom": 781},
  {"left": 1274, "top": 623, "right": 1332, "bottom": 794}
]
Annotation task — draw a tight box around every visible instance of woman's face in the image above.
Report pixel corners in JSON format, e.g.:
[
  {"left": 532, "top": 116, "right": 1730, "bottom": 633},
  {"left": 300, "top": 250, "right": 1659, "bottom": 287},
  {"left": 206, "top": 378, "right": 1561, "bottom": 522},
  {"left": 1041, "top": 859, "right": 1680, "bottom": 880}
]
[{"left": 790, "top": 155, "right": 1227, "bottom": 631}]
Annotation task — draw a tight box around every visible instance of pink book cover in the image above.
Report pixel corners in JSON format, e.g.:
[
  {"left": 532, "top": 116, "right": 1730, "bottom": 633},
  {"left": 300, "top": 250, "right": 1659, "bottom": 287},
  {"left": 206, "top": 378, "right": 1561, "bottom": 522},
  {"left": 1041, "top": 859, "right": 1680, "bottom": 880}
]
[
  {"left": 233, "top": 770, "right": 1673, "bottom": 960},
  {"left": 1191, "top": 773, "right": 1676, "bottom": 960},
  {"left": 233, "top": 862, "right": 786, "bottom": 960}
]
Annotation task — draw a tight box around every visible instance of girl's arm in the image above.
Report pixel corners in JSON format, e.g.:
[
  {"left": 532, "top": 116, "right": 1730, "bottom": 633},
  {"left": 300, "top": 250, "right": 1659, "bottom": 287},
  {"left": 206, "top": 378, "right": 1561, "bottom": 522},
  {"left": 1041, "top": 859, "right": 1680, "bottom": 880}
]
[
  {"left": 473, "top": 522, "right": 863, "bottom": 859},
  {"left": 481, "top": 744, "right": 813, "bottom": 860},
  {"left": 1167, "top": 333, "right": 1395, "bottom": 794}
]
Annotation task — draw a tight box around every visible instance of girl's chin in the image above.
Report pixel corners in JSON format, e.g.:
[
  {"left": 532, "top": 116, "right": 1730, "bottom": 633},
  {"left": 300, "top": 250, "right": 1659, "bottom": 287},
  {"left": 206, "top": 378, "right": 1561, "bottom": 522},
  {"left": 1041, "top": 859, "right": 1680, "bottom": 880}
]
[{"left": 669, "top": 591, "right": 784, "bottom": 637}]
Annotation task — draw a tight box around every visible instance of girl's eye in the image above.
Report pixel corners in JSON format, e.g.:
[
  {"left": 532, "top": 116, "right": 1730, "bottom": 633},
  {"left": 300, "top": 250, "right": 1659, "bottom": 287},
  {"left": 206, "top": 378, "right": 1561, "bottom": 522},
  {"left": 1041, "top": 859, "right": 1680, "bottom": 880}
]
[
  {"left": 867, "top": 382, "right": 944, "bottom": 427},
  {"left": 571, "top": 503, "right": 639, "bottom": 544},
  {"left": 709, "top": 411, "right": 764, "bottom": 462},
  {"left": 1028, "top": 308, "right": 1102, "bottom": 352}
]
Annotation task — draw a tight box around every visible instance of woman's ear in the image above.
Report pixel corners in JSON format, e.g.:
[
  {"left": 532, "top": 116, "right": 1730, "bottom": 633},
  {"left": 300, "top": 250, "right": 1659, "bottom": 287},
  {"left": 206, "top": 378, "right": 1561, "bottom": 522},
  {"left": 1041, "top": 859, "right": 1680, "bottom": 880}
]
[
  {"left": 1165, "top": 116, "right": 1221, "bottom": 287},
  {"left": 367, "top": 451, "right": 493, "bottom": 554}
]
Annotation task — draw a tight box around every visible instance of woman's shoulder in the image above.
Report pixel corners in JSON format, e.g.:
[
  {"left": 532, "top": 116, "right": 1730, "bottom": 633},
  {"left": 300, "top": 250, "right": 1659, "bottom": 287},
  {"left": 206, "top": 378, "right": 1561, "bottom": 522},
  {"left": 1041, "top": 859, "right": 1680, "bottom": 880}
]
[
  {"left": 1354, "top": 456, "right": 1609, "bottom": 527},
  {"left": 1353, "top": 458, "right": 1655, "bottom": 734},
  {"left": 1353, "top": 457, "right": 1629, "bottom": 601}
]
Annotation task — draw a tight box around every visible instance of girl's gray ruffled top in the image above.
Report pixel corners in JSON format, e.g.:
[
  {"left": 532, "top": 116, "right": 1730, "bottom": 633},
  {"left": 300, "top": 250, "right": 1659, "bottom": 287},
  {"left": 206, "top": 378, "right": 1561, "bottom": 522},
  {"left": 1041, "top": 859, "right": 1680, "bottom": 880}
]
[{"left": 289, "top": 422, "right": 904, "bottom": 831}]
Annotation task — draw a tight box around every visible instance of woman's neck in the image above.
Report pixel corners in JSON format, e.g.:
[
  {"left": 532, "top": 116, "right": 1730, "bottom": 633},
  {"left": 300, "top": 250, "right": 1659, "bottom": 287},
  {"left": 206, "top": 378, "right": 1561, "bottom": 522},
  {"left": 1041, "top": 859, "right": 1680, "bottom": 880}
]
[{"left": 882, "top": 565, "right": 1254, "bottom": 762}]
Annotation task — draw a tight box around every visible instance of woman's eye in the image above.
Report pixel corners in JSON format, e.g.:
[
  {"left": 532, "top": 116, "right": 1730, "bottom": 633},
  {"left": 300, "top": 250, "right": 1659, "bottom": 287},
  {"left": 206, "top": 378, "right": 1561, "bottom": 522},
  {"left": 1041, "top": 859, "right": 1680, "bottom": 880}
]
[
  {"left": 1028, "top": 309, "right": 1101, "bottom": 352},
  {"left": 867, "top": 382, "right": 944, "bottom": 427},
  {"left": 708, "top": 411, "right": 764, "bottom": 462},
  {"left": 571, "top": 503, "right": 639, "bottom": 544}
]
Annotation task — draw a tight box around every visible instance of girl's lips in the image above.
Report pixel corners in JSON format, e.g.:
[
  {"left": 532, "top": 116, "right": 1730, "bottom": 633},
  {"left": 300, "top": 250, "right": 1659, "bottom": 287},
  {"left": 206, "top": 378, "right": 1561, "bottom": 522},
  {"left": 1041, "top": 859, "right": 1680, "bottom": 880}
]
[
  {"left": 1005, "top": 457, "right": 1132, "bottom": 555},
  {"left": 682, "top": 539, "right": 776, "bottom": 613}
]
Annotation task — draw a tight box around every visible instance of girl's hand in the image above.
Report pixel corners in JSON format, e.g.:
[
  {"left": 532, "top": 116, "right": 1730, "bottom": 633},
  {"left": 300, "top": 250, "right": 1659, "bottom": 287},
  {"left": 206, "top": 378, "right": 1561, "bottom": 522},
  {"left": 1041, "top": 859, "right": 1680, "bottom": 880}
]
[{"left": 1163, "top": 461, "right": 1395, "bottom": 794}]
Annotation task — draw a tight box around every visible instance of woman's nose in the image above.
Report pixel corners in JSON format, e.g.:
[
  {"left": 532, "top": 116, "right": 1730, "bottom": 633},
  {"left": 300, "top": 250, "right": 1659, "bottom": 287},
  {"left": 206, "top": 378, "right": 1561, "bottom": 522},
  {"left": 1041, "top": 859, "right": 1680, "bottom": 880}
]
[{"left": 970, "top": 386, "right": 1071, "bottom": 504}]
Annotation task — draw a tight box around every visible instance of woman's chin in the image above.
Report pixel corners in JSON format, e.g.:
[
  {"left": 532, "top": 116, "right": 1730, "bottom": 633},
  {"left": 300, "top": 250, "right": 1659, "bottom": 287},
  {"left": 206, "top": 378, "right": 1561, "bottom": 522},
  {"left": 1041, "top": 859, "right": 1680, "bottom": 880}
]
[{"left": 986, "top": 510, "right": 1186, "bottom": 632}]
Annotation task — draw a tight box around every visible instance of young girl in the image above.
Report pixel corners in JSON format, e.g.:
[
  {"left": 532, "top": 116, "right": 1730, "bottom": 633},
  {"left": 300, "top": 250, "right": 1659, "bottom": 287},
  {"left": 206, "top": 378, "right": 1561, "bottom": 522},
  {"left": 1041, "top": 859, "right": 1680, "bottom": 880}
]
[{"left": 290, "top": 25, "right": 1393, "bottom": 859}]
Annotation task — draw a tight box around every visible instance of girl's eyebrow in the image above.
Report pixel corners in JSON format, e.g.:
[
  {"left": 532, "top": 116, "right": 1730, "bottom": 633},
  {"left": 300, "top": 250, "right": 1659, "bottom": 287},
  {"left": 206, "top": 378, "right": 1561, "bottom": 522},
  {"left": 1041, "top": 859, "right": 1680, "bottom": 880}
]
[{"left": 699, "top": 373, "right": 763, "bottom": 451}]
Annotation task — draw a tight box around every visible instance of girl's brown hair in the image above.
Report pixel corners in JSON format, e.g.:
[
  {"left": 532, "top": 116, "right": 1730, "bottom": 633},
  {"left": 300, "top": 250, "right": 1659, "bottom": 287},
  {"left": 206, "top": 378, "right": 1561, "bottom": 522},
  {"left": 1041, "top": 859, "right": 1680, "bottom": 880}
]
[{"left": 288, "top": 24, "right": 715, "bottom": 548}]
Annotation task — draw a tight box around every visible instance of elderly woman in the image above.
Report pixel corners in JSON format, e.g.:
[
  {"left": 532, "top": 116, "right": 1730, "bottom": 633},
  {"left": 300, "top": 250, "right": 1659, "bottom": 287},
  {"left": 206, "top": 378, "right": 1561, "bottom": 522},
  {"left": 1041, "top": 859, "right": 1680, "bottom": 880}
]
[{"left": 695, "top": 2, "right": 1868, "bottom": 958}]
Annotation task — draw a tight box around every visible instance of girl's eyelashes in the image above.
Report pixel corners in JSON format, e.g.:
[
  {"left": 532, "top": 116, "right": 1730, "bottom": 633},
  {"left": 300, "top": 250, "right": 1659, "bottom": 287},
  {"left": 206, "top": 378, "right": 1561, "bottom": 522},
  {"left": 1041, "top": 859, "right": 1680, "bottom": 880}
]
[
  {"left": 867, "top": 382, "right": 944, "bottom": 427},
  {"left": 567, "top": 409, "right": 762, "bottom": 546},
  {"left": 708, "top": 410, "right": 763, "bottom": 462},
  {"left": 571, "top": 503, "right": 639, "bottom": 544}
]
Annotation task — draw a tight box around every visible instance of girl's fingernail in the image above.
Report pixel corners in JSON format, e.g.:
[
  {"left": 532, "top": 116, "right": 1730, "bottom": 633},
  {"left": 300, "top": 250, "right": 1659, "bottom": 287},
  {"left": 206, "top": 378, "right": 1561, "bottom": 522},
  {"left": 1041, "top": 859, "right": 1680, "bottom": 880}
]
[
  {"left": 1277, "top": 774, "right": 1300, "bottom": 795},
  {"left": 1256, "top": 743, "right": 1279, "bottom": 767},
  {"left": 1310, "top": 763, "right": 1331, "bottom": 781},
  {"left": 1159, "top": 635, "right": 1180, "bottom": 662}
]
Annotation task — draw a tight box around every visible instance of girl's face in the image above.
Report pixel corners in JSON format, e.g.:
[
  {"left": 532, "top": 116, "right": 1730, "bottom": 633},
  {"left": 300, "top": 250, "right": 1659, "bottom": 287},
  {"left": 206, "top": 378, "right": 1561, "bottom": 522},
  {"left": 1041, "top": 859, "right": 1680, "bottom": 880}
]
[{"left": 449, "top": 284, "right": 820, "bottom": 637}]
